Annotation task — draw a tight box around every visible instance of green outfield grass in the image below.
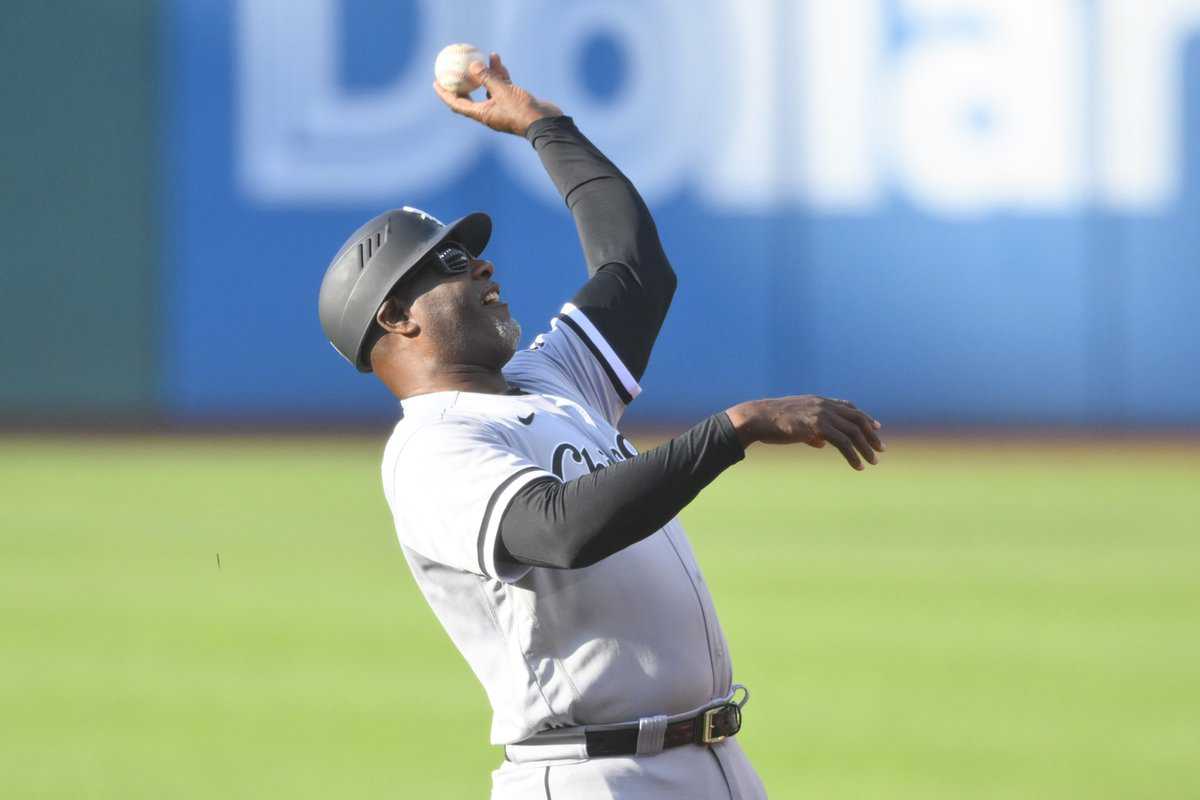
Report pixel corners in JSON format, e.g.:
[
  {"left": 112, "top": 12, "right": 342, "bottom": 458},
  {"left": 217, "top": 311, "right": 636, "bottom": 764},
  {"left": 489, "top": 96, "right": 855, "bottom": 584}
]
[{"left": 1, "top": 434, "right": 1197, "bottom": 798}]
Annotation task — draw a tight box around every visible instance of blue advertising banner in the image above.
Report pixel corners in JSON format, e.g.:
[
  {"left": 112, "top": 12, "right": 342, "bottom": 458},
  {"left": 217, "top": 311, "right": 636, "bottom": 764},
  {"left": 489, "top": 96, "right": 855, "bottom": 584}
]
[{"left": 164, "top": 0, "right": 1200, "bottom": 424}]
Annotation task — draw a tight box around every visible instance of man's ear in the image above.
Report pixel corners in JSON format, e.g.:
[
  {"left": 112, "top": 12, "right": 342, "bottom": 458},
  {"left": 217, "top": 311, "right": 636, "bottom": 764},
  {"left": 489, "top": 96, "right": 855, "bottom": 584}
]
[{"left": 376, "top": 297, "right": 420, "bottom": 338}]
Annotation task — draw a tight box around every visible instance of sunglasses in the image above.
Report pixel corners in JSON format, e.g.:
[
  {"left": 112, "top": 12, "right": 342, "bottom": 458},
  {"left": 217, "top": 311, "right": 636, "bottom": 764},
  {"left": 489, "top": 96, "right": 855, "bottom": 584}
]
[
  {"left": 423, "top": 242, "right": 475, "bottom": 276},
  {"left": 382, "top": 242, "right": 476, "bottom": 308}
]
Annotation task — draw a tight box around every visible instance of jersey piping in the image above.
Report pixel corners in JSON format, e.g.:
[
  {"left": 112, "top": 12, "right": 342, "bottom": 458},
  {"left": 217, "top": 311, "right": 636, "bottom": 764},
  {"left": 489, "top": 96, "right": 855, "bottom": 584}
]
[
  {"left": 477, "top": 465, "right": 551, "bottom": 581},
  {"left": 555, "top": 302, "right": 641, "bottom": 404}
]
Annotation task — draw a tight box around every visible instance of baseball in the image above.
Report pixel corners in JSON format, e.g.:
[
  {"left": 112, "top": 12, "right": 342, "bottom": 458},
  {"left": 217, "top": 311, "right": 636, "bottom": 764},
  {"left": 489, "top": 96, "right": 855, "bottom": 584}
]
[{"left": 434, "top": 43, "right": 487, "bottom": 96}]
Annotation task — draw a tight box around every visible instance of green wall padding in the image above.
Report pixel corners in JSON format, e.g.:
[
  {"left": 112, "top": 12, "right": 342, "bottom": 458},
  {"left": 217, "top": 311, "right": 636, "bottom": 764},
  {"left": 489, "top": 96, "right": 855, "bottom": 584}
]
[{"left": 0, "top": 1, "right": 158, "bottom": 417}]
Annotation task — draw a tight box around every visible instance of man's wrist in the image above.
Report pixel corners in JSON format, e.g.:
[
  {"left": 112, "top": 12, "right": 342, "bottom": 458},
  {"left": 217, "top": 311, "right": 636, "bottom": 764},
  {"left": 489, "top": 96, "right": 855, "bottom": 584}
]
[
  {"left": 724, "top": 401, "right": 762, "bottom": 449},
  {"left": 517, "top": 108, "right": 554, "bottom": 136},
  {"left": 713, "top": 411, "right": 748, "bottom": 458},
  {"left": 523, "top": 112, "right": 572, "bottom": 141}
]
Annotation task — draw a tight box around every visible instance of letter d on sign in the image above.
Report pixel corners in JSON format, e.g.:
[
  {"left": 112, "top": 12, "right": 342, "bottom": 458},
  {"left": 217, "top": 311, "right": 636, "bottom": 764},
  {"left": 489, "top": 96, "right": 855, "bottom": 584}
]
[{"left": 236, "top": 0, "right": 490, "bottom": 204}]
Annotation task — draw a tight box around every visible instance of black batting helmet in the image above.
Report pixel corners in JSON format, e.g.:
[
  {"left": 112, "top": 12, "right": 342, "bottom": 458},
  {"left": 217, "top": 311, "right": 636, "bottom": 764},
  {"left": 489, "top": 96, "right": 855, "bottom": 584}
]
[{"left": 318, "top": 206, "right": 491, "bottom": 372}]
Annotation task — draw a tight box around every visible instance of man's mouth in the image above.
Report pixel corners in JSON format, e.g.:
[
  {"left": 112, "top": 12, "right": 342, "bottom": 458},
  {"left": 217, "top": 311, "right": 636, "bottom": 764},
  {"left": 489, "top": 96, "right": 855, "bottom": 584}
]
[{"left": 482, "top": 284, "right": 502, "bottom": 306}]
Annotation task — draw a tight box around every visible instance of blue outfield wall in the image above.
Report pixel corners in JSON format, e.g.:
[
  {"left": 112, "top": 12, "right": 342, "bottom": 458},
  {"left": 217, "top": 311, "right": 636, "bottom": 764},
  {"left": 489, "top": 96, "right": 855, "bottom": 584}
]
[{"left": 164, "top": 0, "right": 1200, "bottom": 426}]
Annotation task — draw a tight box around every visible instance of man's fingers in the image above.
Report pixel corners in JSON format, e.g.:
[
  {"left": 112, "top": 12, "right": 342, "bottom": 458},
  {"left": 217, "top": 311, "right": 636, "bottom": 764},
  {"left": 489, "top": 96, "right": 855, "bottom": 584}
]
[
  {"left": 820, "top": 424, "right": 863, "bottom": 471},
  {"left": 484, "top": 55, "right": 507, "bottom": 99},
  {"left": 831, "top": 397, "right": 882, "bottom": 431},
  {"left": 469, "top": 62, "right": 509, "bottom": 97},
  {"left": 432, "top": 81, "right": 489, "bottom": 120},
  {"left": 432, "top": 81, "right": 475, "bottom": 112},
  {"left": 836, "top": 405, "right": 885, "bottom": 451},
  {"left": 489, "top": 52, "right": 512, "bottom": 82},
  {"left": 832, "top": 416, "right": 878, "bottom": 465},
  {"left": 467, "top": 62, "right": 489, "bottom": 90}
]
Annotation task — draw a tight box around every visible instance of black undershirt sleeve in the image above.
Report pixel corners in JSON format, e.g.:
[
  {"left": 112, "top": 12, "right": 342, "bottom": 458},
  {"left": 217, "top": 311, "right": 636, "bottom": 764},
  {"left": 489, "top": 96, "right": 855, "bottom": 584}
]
[
  {"left": 497, "top": 413, "right": 745, "bottom": 570},
  {"left": 525, "top": 116, "right": 676, "bottom": 382}
]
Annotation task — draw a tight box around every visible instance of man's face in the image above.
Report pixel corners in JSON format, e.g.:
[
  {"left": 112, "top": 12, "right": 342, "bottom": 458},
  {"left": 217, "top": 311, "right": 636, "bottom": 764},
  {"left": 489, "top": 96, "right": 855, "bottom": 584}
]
[{"left": 394, "top": 243, "right": 521, "bottom": 369}]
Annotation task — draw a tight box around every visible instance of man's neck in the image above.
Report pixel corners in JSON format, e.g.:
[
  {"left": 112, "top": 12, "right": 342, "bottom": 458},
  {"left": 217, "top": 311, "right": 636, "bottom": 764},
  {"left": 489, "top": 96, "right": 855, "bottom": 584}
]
[{"left": 390, "top": 363, "right": 511, "bottom": 400}]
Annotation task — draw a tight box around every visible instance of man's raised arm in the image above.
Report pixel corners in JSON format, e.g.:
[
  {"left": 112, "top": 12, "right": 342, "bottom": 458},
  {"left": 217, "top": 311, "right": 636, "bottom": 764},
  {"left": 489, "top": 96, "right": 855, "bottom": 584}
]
[
  {"left": 435, "top": 54, "right": 885, "bottom": 573},
  {"left": 434, "top": 54, "right": 675, "bottom": 382},
  {"left": 524, "top": 116, "right": 676, "bottom": 381}
]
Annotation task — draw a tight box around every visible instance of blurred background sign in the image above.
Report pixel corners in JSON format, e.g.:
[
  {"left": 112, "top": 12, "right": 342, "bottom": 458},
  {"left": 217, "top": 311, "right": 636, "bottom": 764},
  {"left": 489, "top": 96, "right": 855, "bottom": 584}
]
[{"left": 4, "top": 0, "right": 1198, "bottom": 425}]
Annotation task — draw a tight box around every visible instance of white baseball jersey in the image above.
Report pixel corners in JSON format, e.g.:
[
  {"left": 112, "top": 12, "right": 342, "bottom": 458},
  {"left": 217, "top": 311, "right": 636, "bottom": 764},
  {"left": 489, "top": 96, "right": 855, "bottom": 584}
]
[{"left": 381, "top": 302, "right": 734, "bottom": 745}]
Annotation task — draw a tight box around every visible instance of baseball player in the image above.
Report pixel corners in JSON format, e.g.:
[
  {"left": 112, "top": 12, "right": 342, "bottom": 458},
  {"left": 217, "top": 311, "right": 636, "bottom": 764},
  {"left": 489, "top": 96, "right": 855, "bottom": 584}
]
[{"left": 318, "top": 54, "right": 884, "bottom": 799}]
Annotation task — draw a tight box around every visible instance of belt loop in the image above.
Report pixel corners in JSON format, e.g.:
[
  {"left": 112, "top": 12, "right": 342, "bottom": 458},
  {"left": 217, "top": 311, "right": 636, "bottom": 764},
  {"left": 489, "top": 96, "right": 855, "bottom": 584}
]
[{"left": 635, "top": 714, "right": 668, "bottom": 755}]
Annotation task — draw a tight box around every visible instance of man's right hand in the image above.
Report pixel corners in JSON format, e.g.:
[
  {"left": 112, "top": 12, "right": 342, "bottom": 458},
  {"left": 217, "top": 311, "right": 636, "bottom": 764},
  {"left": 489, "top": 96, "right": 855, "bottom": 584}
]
[
  {"left": 725, "top": 396, "right": 885, "bottom": 470},
  {"left": 432, "top": 52, "right": 562, "bottom": 136}
]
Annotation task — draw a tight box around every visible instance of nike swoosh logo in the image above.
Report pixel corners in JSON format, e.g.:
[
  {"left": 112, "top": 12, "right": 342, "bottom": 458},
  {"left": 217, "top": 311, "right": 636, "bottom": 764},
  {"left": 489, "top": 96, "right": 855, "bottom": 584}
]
[{"left": 518, "top": 413, "right": 535, "bottom": 426}]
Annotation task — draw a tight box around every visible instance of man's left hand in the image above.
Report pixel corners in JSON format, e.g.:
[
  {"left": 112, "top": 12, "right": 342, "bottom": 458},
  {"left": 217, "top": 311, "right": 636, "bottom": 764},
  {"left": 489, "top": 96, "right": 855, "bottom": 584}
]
[{"left": 433, "top": 52, "right": 562, "bottom": 136}]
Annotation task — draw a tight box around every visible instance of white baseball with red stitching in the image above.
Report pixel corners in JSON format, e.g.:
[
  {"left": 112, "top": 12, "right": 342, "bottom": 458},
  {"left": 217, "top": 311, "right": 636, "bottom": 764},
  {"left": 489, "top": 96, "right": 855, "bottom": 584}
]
[{"left": 434, "top": 43, "right": 486, "bottom": 96}]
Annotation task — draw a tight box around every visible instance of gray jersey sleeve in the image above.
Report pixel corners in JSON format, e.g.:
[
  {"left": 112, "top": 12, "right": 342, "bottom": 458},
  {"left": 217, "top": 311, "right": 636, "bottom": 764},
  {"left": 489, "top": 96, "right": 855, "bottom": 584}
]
[
  {"left": 384, "top": 418, "right": 557, "bottom": 583},
  {"left": 504, "top": 302, "right": 642, "bottom": 426}
]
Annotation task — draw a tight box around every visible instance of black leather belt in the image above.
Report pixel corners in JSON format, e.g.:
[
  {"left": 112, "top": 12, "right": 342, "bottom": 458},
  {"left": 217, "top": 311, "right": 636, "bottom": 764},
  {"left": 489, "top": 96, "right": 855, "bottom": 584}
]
[{"left": 584, "top": 702, "right": 743, "bottom": 758}]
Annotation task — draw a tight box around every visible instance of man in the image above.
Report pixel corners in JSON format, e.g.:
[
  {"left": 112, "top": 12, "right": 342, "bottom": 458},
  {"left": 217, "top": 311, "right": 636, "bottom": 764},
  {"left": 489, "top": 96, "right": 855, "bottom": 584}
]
[{"left": 318, "top": 54, "right": 884, "bottom": 799}]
